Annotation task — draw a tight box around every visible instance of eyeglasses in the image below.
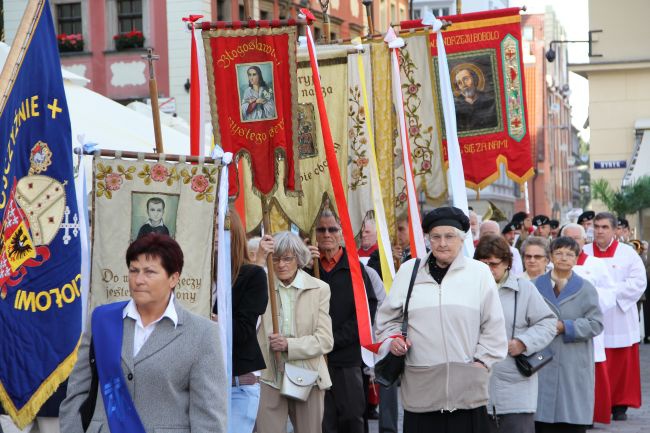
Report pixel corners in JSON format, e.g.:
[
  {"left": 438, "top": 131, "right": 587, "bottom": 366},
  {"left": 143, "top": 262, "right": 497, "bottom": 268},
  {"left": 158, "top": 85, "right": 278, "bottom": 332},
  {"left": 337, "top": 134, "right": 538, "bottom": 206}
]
[
  {"left": 480, "top": 259, "right": 504, "bottom": 268},
  {"left": 429, "top": 233, "right": 458, "bottom": 243},
  {"left": 523, "top": 254, "right": 546, "bottom": 261},
  {"left": 552, "top": 251, "right": 576, "bottom": 259},
  {"left": 272, "top": 255, "right": 296, "bottom": 264},
  {"left": 316, "top": 227, "right": 340, "bottom": 234}
]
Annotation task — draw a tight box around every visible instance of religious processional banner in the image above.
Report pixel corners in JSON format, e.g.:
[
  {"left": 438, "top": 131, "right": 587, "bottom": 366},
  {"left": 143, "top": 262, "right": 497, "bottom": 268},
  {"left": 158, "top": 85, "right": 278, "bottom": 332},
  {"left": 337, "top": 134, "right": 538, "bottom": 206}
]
[
  {"left": 397, "top": 31, "right": 447, "bottom": 213},
  {"left": 403, "top": 8, "right": 533, "bottom": 190},
  {"left": 347, "top": 46, "right": 374, "bottom": 237},
  {"left": 0, "top": 1, "right": 82, "bottom": 427},
  {"left": 202, "top": 21, "right": 301, "bottom": 197},
  {"left": 242, "top": 47, "right": 349, "bottom": 234},
  {"left": 90, "top": 156, "right": 219, "bottom": 317}
]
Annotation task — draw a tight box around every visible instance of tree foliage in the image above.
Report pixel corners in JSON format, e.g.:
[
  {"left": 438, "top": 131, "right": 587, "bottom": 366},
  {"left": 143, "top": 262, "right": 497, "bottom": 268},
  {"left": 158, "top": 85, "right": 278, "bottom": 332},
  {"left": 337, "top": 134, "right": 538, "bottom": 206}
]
[{"left": 591, "top": 176, "right": 650, "bottom": 216}]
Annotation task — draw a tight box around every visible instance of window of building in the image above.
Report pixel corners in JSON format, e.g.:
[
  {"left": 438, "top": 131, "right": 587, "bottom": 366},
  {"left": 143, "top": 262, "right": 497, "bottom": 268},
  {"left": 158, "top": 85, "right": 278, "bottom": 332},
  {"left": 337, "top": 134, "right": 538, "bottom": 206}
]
[
  {"left": 239, "top": 5, "right": 245, "bottom": 20},
  {"left": 523, "top": 26, "right": 534, "bottom": 41},
  {"left": 391, "top": 4, "right": 396, "bottom": 22},
  {"left": 117, "top": 0, "right": 142, "bottom": 33},
  {"left": 399, "top": 7, "right": 405, "bottom": 21},
  {"left": 260, "top": 10, "right": 270, "bottom": 21},
  {"left": 217, "top": 0, "right": 229, "bottom": 20},
  {"left": 413, "top": 9, "right": 421, "bottom": 19},
  {"left": 57, "top": 3, "right": 82, "bottom": 35}
]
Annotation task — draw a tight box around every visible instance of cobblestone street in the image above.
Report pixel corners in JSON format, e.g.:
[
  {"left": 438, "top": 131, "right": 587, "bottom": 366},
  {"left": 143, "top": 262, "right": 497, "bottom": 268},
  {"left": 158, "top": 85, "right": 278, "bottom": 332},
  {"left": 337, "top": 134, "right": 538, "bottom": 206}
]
[{"left": 369, "top": 343, "right": 650, "bottom": 433}]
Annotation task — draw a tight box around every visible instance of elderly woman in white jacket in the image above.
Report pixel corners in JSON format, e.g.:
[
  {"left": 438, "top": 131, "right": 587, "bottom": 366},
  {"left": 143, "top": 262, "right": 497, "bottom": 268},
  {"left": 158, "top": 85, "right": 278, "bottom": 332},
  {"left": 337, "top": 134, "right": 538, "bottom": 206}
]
[{"left": 474, "top": 234, "right": 557, "bottom": 433}]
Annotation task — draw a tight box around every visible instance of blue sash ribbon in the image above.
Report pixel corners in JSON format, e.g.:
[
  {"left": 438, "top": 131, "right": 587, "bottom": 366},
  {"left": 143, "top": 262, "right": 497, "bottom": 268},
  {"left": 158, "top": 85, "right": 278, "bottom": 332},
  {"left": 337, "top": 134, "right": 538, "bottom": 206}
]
[{"left": 91, "top": 302, "right": 147, "bottom": 433}]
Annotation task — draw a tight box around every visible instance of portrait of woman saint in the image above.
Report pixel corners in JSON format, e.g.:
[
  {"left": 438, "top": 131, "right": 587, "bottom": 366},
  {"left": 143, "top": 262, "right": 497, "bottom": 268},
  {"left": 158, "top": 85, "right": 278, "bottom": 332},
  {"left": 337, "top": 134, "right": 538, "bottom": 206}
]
[{"left": 237, "top": 62, "right": 277, "bottom": 122}]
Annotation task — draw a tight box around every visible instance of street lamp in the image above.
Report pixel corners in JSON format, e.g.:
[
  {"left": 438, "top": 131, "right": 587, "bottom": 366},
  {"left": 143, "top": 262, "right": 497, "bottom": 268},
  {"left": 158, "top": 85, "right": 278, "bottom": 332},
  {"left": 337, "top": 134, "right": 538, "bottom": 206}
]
[{"left": 545, "top": 30, "right": 603, "bottom": 62}]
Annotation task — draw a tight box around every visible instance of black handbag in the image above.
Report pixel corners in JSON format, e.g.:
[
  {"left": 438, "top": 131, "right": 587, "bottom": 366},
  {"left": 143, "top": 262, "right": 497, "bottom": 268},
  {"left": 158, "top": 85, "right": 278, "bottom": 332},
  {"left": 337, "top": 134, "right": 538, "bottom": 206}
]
[
  {"left": 512, "top": 290, "right": 553, "bottom": 377},
  {"left": 375, "top": 258, "right": 420, "bottom": 387}
]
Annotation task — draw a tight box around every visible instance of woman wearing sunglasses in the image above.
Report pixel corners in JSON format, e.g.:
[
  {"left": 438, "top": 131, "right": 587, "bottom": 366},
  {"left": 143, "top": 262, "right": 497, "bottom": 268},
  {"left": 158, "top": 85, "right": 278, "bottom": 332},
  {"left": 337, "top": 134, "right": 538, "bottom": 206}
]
[{"left": 474, "top": 234, "right": 556, "bottom": 433}]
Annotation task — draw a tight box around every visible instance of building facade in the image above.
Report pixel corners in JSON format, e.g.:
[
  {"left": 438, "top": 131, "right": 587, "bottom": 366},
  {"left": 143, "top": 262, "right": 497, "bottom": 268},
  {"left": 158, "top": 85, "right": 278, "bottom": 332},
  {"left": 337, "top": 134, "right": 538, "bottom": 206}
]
[{"left": 570, "top": 0, "right": 650, "bottom": 238}]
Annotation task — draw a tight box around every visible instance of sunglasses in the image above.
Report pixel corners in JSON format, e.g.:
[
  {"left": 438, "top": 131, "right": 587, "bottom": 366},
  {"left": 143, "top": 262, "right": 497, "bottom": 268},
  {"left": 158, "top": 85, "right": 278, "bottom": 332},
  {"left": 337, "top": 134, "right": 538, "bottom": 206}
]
[{"left": 316, "top": 227, "right": 340, "bottom": 233}]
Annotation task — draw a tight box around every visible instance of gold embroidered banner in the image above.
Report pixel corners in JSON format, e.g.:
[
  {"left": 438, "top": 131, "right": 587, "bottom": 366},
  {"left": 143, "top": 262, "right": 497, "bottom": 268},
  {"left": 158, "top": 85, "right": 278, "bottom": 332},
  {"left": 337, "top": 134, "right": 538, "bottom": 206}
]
[
  {"left": 242, "top": 47, "right": 349, "bottom": 234},
  {"left": 90, "top": 156, "right": 218, "bottom": 317}
]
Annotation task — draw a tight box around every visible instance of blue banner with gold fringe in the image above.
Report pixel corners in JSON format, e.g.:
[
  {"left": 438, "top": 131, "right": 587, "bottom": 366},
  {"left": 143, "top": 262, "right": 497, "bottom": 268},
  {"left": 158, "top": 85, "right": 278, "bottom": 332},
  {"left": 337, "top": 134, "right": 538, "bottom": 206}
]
[{"left": 0, "top": 0, "right": 81, "bottom": 427}]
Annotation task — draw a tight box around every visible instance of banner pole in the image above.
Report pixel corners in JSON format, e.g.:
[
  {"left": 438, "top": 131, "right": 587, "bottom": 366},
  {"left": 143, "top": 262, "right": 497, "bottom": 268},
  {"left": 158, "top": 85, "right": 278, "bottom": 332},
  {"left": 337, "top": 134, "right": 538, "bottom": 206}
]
[
  {"left": 261, "top": 196, "right": 281, "bottom": 368},
  {"left": 142, "top": 48, "right": 164, "bottom": 153},
  {"left": 362, "top": 1, "right": 375, "bottom": 36},
  {"left": 320, "top": 0, "right": 331, "bottom": 43},
  {"left": 312, "top": 231, "right": 320, "bottom": 279},
  {"left": 456, "top": 0, "right": 462, "bottom": 14}
]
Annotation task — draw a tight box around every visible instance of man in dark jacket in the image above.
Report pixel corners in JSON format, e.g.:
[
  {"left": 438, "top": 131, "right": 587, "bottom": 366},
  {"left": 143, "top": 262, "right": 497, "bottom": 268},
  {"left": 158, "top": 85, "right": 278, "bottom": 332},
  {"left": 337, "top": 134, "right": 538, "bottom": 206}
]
[{"left": 308, "top": 209, "right": 378, "bottom": 433}]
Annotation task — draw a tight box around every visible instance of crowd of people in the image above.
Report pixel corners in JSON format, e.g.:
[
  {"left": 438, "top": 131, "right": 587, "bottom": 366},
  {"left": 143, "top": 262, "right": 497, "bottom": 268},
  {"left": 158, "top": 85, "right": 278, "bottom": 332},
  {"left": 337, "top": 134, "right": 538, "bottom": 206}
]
[{"left": 3, "top": 205, "right": 647, "bottom": 433}]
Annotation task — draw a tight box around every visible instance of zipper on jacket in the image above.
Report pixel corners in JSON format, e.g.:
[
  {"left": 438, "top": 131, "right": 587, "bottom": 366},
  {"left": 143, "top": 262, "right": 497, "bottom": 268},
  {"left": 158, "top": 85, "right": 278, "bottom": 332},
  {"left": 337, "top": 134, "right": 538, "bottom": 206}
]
[{"left": 438, "top": 282, "right": 451, "bottom": 412}]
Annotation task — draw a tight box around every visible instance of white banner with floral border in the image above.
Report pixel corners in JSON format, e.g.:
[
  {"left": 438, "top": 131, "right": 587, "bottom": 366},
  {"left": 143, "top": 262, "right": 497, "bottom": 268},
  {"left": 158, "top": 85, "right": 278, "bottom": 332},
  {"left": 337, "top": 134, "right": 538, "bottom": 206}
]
[
  {"left": 90, "top": 156, "right": 219, "bottom": 317},
  {"left": 395, "top": 31, "right": 447, "bottom": 219}
]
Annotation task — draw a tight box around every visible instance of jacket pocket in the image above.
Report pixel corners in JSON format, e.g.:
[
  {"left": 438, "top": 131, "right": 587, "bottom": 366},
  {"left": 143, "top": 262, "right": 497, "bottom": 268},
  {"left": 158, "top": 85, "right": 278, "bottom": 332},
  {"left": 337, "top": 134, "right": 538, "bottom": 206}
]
[
  {"left": 154, "top": 428, "right": 190, "bottom": 433},
  {"left": 85, "top": 421, "right": 104, "bottom": 433},
  {"left": 448, "top": 362, "right": 490, "bottom": 408},
  {"left": 400, "top": 364, "right": 447, "bottom": 411}
]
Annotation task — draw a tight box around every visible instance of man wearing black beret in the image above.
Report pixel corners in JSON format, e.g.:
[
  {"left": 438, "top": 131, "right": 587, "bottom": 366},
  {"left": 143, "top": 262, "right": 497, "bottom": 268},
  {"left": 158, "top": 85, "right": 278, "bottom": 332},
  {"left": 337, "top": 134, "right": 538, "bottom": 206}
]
[
  {"left": 376, "top": 207, "right": 507, "bottom": 433},
  {"left": 578, "top": 210, "right": 596, "bottom": 242},
  {"left": 617, "top": 217, "right": 631, "bottom": 243},
  {"left": 533, "top": 215, "right": 551, "bottom": 239},
  {"left": 549, "top": 220, "right": 560, "bottom": 239},
  {"left": 502, "top": 222, "right": 518, "bottom": 246}
]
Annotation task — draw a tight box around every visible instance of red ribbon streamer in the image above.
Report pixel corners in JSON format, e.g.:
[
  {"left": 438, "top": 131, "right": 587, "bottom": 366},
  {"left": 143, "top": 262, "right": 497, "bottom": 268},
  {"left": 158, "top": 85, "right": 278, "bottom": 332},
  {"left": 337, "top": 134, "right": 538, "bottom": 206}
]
[
  {"left": 302, "top": 17, "right": 376, "bottom": 352},
  {"left": 184, "top": 15, "right": 203, "bottom": 156}
]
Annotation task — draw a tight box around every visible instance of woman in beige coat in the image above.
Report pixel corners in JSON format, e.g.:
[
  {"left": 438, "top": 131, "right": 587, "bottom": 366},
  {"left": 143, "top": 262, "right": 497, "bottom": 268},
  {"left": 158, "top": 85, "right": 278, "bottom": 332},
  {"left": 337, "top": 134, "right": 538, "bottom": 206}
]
[{"left": 256, "top": 231, "right": 334, "bottom": 433}]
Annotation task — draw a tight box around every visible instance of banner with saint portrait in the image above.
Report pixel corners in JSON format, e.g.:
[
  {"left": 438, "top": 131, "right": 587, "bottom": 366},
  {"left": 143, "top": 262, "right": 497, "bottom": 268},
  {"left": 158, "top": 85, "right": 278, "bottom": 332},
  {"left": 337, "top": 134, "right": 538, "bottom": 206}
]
[
  {"left": 403, "top": 8, "right": 534, "bottom": 190},
  {"left": 90, "top": 156, "right": 220, "bottom": 317},
  {"left": 202, "top": 22, "right": 300, "bottom": 197}
]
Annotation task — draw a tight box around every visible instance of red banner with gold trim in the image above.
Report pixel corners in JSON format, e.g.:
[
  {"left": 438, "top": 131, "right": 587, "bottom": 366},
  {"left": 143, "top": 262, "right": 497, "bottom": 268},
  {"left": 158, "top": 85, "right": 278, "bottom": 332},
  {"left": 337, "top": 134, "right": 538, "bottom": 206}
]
[
  {"left": 202, "top": 22, "right": 300, "bottom": 196},
  {"left": 403, "top": 8, "right": 533, "bottom": 190}
]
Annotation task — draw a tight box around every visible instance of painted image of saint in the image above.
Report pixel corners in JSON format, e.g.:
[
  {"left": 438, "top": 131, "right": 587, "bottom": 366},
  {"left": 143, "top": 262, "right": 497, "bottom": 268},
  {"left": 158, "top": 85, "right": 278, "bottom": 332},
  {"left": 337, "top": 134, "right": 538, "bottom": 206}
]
[
  {"left": 239, "top": 63, "right": 277, "bottom": 122},
  {"left": 450, "top": 61, "right": 499, "bottom": 133},
  {"left": 137, "top": 197, "right": 169, "bottom": 238},
  {"left": 131, "top": 193, "right": 179, "bottom": 241}
]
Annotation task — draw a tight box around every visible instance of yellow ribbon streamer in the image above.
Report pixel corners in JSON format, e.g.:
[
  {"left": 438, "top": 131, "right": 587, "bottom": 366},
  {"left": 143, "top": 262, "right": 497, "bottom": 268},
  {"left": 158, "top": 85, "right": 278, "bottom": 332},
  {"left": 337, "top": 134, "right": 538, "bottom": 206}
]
[{"left": 353, "top": 38, "right": 395, "bottom": 289}]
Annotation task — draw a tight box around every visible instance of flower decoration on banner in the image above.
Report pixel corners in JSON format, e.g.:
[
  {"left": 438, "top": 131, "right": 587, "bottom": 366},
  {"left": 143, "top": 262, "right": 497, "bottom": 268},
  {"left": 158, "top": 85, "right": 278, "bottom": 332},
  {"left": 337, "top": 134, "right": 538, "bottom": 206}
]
[
  {"left": 113, "top": 30, "right": 145, "bottom": 50},
  {"left": 180, "top": 166, "right": 218, "bottom": 202},
  {"left": 399, "top": 49, "right": 435, "bottom": 181},
  {"left": 347, "top": 85, "right": 369, "bottom": 191},
  {"left": 95, "top": 163, "right": 136, "bottom": 198},
  {"left": 138, "top": 163, "right": 179, "bottom": 186},
  {"left": 57, "top": 33, "right": 83, "bottom": 52}
]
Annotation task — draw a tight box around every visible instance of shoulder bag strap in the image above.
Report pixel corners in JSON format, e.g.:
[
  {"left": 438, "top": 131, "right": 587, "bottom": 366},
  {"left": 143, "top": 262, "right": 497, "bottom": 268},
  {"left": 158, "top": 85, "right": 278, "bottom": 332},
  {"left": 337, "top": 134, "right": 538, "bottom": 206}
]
[
  {"left": 400, "top": 258, "right": 421, "bottom": 337},
  {"left": 512, "top": 289, "right": 518, "bottom": 340}
]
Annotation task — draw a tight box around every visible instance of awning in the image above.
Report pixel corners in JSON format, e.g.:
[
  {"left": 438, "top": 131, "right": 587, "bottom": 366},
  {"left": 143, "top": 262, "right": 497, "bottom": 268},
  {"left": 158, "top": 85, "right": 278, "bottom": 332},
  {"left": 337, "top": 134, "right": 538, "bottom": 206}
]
[{"left": 623, "top": 119, "right": 650, "bottom": 186}]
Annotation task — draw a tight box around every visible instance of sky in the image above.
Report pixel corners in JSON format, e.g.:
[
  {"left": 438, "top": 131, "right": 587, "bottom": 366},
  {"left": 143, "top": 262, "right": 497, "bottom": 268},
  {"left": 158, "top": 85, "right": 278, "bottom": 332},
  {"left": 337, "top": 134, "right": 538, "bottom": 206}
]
[{"left": 509, "top": 0, "right": 591, "bottom": 139}]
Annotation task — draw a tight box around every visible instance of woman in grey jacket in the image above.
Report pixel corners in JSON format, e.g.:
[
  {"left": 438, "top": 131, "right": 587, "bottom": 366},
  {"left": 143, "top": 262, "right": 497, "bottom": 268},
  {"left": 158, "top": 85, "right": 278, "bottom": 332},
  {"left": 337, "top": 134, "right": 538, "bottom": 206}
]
[{"left": 475, "top": 235, "right": 557, "bottom": 433}]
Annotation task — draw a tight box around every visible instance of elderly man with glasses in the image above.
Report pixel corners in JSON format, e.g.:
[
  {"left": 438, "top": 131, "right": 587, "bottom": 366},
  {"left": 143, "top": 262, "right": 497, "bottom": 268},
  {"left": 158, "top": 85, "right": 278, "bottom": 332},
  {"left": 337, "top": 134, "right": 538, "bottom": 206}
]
[{"left": 306, "top": 209, "right": 378, "bottom": 433}]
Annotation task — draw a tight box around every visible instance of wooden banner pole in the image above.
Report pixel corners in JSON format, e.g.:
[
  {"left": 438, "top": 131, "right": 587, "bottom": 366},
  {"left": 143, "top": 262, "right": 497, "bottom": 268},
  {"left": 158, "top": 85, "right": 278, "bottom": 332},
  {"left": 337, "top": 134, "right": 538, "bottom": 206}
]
[
  {"left": 362, "top": 0, "right": 374, "bottom": 36},
  {"left": 261, "top": 196, "right": 282, "bottom": 368},
  {"left": 142, "top": 48, "right": 164, "bottom": 153}
]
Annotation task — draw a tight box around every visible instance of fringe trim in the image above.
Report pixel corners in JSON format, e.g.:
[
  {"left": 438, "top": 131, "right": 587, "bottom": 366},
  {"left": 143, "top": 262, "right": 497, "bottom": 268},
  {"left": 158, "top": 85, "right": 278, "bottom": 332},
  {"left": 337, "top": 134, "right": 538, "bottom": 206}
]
[{"left": 0, "top": 336, "right": 81, "bottom": 429}]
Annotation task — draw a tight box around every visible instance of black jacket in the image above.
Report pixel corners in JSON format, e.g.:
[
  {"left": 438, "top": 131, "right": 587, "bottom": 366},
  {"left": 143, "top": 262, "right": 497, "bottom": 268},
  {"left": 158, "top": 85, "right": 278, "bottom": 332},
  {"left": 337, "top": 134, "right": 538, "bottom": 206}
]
[
  {"left": 213, "top": 263, "right": 268, "bottom": 376},
  {"left": 315, "top": 248, "right": 378, "bottom": 367}
]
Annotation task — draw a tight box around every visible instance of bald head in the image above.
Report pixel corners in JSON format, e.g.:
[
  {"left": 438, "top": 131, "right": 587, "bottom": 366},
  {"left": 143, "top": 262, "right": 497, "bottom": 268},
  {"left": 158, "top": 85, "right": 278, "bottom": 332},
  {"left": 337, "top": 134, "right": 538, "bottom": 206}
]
[{"left": 480, "top": 220, "right": 500, "bottom": 238}]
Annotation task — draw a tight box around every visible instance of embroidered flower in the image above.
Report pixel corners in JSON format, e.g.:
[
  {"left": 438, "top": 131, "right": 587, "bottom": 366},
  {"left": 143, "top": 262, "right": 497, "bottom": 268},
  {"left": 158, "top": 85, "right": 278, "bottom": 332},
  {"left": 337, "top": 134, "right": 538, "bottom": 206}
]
[
  {"left": 414, "top": 147, "right": 424, "bottom": 158},
  {"left": 150, "top": 163, "right": 169, "bottom": 182},
  {"left": 356, "top": 157, "right": 369, "bottom": 167},
  {"left": 409, "top": 125, "right": 420, "bottom": 136},
  {"left": 191, "top": 175, "right": 209, "bottom": 193},
  {"left": 359, "top": 136, "right": 368, "bottom": 145},
  {"left": 105, "top": 173, "right": 123, "bottom": 191},
  {"left": 421, "top": 160, "right": 432, "bottom": 171},
  {"left": 407, "top": 84, "right": 419, "bottom": 95},
  {"left": 348, "top": 129, "right": 356, "bottom": 139},
  {"left": 351, "top": 167, "right": 362, "bottom": 180},
  {"left": 398, "top": 192, "right": 407, "bottom": 202}
]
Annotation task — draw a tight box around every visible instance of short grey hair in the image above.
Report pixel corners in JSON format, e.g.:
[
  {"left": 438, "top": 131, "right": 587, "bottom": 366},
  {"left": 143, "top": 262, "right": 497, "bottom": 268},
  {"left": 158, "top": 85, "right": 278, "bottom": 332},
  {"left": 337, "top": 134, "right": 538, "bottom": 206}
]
[
  {"left": 521, "top": 236, "right": 550, "bottom": 259},
  {"left": 595, "top": 212, "right": 617, "bottom": 229},
  {"left": 247, "top": 236, "right": 261, "bottom": 252},
  {"left": 479, "top": 220, "right": 500, "bottom": 236},
  {"left": 273, "top": 231, "right": 312, "bottom": 268},
  {"left": 561, "top": 223, "right": 586, "bottom": 239}
]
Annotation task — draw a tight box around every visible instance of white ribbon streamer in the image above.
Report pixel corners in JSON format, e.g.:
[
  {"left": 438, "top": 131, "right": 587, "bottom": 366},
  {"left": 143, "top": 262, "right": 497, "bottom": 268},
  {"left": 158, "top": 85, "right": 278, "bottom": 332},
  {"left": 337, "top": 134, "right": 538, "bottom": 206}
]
[
  {"left": 385, "top": 28, "right": 427, "bottom": 258},
  {"left": 426, "top": 12, "right": 475, "bottom": 257}
]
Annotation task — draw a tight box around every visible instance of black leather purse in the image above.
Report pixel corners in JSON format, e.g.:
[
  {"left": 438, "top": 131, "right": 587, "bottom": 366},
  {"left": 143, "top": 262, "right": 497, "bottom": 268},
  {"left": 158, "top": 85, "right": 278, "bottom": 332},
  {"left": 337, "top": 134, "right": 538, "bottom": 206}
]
[
  {"left": 375, "top": 258, "right": 420, "bottom": 387},
  {"left": 512, "top": 291, "right": 553, "bottom": 377}
]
